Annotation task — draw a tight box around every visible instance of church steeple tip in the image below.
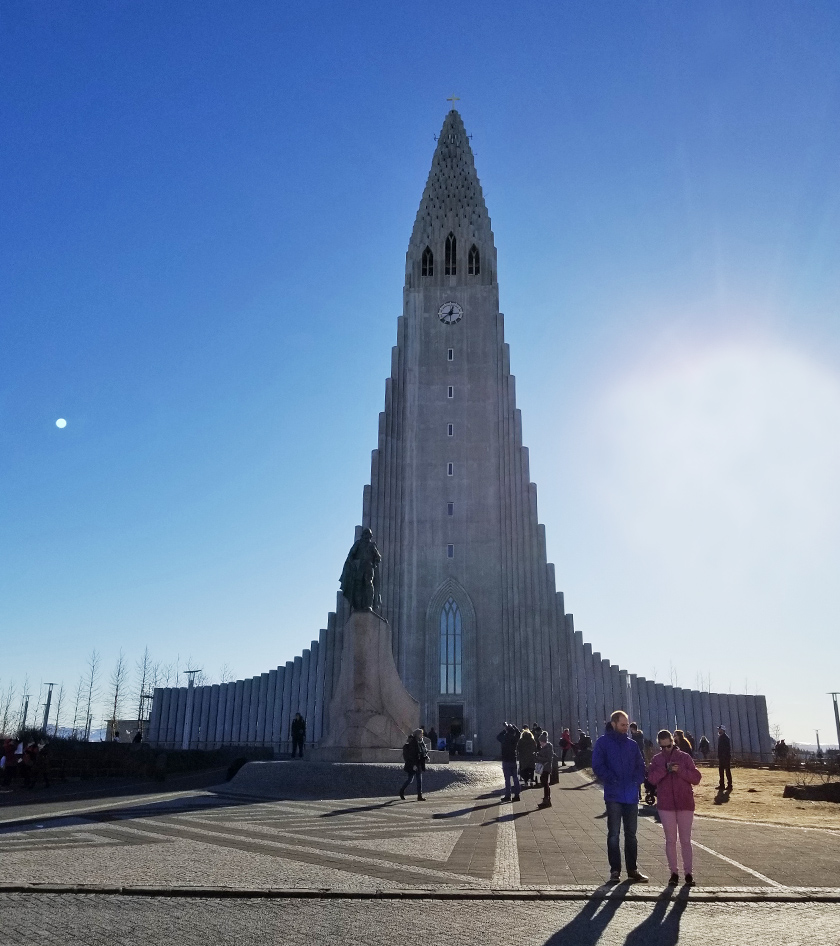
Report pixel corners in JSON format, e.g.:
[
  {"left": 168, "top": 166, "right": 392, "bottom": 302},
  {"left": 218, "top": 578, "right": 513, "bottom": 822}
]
[{"left": 406, "top": 110, "right": 496, "bottom": 288}]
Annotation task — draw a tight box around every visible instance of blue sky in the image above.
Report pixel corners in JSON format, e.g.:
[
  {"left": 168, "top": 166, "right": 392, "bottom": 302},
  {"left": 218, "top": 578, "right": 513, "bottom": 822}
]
[{"left": 2, "top": 2, "right": 839, "bottom": 744}]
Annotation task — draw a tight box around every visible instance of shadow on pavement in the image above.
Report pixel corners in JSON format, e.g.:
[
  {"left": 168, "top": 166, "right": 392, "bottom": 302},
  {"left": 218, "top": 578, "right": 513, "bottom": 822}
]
[
  {"left": 542, "top": 889, "right": 625, "bottom": 945},
  {"left": 623, "top": 891, "right": 687, "bottom": 946},
  {"left": 320, "top": 800, "right": 398, "bottom": 817}
]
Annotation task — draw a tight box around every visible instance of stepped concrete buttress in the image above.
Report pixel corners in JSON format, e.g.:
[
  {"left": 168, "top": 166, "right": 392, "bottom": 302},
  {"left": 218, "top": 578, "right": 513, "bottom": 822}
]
[{"left": 311, "top": 609, "right": 447, "bottom": 764}]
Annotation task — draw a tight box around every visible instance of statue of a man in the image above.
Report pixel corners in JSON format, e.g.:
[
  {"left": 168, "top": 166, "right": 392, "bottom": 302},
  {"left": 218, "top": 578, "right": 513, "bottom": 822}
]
[{"left": 339, "top": 528, "right": 382, "bottom": 612}]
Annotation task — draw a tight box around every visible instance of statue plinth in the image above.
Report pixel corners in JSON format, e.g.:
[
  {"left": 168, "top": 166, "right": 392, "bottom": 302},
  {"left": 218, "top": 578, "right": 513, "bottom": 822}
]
[{"left": 310, "top": 609, "right": 428, "bottom": 763}]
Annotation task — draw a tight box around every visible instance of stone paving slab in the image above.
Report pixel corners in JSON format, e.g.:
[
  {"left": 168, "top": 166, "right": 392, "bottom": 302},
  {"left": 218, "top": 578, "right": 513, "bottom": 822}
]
[
  {"left": 2, "top": 894, "right": 838, "bottom": 946},
  {"left": 0, "top": 765, "right": 837, "bottom": 898}
]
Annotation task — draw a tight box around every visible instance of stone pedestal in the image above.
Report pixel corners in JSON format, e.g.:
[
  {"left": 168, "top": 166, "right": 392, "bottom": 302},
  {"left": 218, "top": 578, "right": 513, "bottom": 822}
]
[{"left": 310, "top": 609, "right": 436, "bottom": 763}]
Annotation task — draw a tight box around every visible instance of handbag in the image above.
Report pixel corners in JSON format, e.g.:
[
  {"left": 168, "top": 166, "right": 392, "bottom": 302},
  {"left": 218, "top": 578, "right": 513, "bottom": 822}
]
[{"left": 534, "top": 762, "right": 545, "bottom": 776}]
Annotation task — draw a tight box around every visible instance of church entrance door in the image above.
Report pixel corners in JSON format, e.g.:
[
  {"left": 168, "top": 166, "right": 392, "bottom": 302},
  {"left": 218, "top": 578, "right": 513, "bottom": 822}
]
[{"left": 438, "top": 703, "right": 466, "bottom": 754}]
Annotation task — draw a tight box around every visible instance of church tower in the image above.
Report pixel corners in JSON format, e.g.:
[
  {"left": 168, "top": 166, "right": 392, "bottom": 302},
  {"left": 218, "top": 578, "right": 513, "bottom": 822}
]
[
  {"left": 361, "top": 109, "right": 571, "bottom": 746},
  {"left": 146, "top": 110, "right": 772, "bottom": 764}
]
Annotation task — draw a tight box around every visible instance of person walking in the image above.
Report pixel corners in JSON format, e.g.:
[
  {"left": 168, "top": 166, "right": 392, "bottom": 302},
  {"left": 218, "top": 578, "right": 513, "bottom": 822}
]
[
  {"left": 517, "top": 726, "right": 537, "bottom": 787},
  {"left": 290, "top": 713, "right": 306, "bottom": 758},
  {"left": 497, "top": 722, "right": 521, "bottom": 801},
  {"left": 592, "top": 710, "right": 649, "bottom": 883},
  {"left": 648, "top": 729, "right": 702, "bottom": 885},
  {"left": 717, "top": 725, "right": 732, "bottom": 791},
  {"left": 674, "top": 730, "right": 693, "bottom": 757},
  {"left": 399, "top": 728, "right": 429, "bottom": 800},
  {"left": 558, "top": 728, "right": 573, "bottom": 766},
  {"left": 535, "top": 731, "right": 554, "bottom": 808}
]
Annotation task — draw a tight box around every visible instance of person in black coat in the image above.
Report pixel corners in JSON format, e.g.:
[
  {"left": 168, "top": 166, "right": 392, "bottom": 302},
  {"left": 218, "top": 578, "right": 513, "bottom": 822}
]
[
  {"left": 399, "top": 729, "right": 429, "bottom": 800},
  {"left": 717, "top": 725, "right": 732, "bottom": 791},
  {"left": 291, "top": 713, "right": 306, "bottom": 758},
  {"left": 497, "top": 722, "right": 522, "bottom": 802}
]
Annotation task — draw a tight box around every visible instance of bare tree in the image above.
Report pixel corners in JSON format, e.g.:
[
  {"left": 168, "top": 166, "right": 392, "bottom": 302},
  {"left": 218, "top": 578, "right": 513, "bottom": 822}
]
[
  {"left": 108, "top": 650, "right": 128, "bottom": 730},
  {"left": 219, "top": 664, "right": 234, "bottom": 684},
  {"left": 72, "top": 675, "right": 85, "bottom": 739},
  {"left": 0, "top": 679, "right": 16, "bottom": 737},
  {"left": 17, "top": 675, "right": 31, "bottom": 732},
  {"left": 83, "top": 650, "right": 101, "bottom": 741},
  {"left": 134, "top": 647, "right": 152, "bottom": 725},
  {"left": 52, "top": 683, "right": 65, "bottom": 737}
]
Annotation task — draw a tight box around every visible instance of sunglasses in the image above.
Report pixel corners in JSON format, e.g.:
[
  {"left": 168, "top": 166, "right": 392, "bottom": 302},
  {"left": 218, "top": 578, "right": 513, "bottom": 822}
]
[{"left": 659, "top": 742, "right": 674, "bottom": 748}]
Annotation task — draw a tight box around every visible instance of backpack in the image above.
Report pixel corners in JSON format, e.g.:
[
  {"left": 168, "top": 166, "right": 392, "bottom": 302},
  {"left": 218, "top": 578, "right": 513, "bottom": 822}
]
[{"left": 402, "top": 740, "right": 413, "bottom": 765}]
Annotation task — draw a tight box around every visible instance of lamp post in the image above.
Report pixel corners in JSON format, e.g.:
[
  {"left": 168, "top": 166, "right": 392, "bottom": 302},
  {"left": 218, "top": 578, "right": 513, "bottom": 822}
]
[{"left": 42, "top": 683, "right": 56, "bottom": 733}]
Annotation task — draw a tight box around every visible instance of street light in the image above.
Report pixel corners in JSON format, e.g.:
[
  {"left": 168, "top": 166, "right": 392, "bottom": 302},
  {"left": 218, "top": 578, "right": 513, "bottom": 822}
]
[{"left": 828, "top": 693, "right": 840, "bottom": 752}]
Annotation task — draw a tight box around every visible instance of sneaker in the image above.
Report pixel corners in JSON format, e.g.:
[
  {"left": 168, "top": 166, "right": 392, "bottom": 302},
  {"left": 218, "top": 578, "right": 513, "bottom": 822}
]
[
  {"left": 627, "top": 871, "right": 649, "bottom": 884},
  {"left": 537, "top": 798, "right": 552, "bottom": 808},
  {"left": 685, "top": 874, "right": 695, "bottom": 886},
  {"left": 512, "top": 794, "right": 520, "bottom": 802},
  {"left": 501, "top": 794, "right": 511, "bottom": 802},
  {"left": 609, "top": 870, "right": 621, "bottom": 883},
  {"left": 668, "top": 873, "right": 679, "bottom": 886}
]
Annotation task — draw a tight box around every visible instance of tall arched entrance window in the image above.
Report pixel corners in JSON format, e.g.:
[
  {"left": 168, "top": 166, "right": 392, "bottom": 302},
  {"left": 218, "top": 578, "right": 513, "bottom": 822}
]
[{"left": 440, "top": 596, "right": 462, "bottom": 694}]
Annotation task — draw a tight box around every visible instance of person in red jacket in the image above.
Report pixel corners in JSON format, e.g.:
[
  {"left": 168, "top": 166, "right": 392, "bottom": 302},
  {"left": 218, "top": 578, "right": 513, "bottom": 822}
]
[{"left": 648, "top": 729, "right": 702, "bottom": 886}]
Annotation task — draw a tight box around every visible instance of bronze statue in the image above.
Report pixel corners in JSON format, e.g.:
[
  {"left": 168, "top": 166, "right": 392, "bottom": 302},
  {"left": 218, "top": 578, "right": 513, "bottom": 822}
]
[{"left": 339, "top": 528, "right": 382, "bottom": 612}]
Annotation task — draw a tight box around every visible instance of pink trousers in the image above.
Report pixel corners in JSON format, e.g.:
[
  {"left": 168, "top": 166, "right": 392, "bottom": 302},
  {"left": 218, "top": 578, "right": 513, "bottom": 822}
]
[{"left": 658, "top": 809, "right": 694, "bottom": 874}]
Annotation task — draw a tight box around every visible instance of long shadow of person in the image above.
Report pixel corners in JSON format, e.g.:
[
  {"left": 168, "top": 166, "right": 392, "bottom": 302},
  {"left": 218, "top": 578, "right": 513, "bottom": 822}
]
[
  {"left": 713, "top": 787, "right": 731, "bottom": 806},
  {"left": 542, "top": 891, "right": 624, "bottom": 946},
  {"left": 623, "top": 891, "right": 688, "bottom": 946}
]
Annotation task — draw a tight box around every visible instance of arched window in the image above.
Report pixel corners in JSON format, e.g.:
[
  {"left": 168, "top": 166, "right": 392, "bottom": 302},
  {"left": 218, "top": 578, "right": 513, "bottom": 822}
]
[
  {"left": 468, "top": 244, "right": 480, "bottom": 275},
  {"left": 445, "top": 233, "right": 456, "bottom": 276},
  {"left": 421, "top": 246, "right": 433, "bottom": 277},
  {"left": 440, "top": 597, "right": 462, "bottom": 694}
]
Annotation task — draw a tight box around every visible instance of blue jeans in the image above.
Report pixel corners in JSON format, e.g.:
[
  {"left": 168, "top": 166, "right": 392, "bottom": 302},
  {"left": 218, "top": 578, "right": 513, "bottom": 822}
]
[
  {"left": 502, "top": 760, "right": 521, "bottom": 796},
  {"left": 400, "top": 767, "right": 423, "bottom": 797},
  {"left": 606, "top": 801, "right": 638, "bottom": 873}
]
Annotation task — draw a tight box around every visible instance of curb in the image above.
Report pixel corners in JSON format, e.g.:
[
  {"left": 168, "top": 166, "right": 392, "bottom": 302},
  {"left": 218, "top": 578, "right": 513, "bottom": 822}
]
[{"left": 1, "top": 884, "right": 839, "bottom": 903}]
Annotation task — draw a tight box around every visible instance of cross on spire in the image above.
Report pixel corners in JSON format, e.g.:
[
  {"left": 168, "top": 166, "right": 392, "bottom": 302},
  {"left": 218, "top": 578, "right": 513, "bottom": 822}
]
[{"left": 446, "top": 94, "right": 460, "bottom": 110}]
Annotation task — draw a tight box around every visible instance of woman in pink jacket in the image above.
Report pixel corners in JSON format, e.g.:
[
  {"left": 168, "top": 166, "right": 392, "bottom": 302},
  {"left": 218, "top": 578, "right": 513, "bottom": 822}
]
[{"left": 648, "top": 728, "right": 702, "bottom": 885}]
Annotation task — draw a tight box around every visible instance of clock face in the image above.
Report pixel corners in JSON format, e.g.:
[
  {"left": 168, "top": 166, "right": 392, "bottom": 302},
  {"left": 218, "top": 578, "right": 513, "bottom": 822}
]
[{"left": 438, "top": 301, "right": 463, "bottom": 325}]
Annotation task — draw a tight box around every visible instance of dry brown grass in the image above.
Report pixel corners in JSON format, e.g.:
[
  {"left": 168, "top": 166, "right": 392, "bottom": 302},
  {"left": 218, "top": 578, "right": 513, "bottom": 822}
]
[{"left": 692, "top": 765, "right": 840, "bottom": 830}]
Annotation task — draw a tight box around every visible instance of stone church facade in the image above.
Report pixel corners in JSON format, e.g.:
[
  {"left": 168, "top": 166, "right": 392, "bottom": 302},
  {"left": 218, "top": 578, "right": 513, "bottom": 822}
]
[{"left": 147, "top": 111, "right": 772, "bottom": 760}]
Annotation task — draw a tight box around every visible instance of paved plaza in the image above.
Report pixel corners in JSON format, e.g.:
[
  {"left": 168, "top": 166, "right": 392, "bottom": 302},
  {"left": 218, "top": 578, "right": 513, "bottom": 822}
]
[{"left": 1, "top": 764, "right": 838, "bottom": 943}]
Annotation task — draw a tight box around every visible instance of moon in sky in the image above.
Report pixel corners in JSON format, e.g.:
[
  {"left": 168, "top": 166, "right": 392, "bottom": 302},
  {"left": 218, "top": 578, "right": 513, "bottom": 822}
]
[{"left": 55, "top": 418, "right": 67, "bottom": 428}]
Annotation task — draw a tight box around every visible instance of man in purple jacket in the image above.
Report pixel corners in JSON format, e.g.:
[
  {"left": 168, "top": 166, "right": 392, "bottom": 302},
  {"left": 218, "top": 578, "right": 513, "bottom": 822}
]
[{"left": 592, "top": 710, "right": 649, "bottom": 883}]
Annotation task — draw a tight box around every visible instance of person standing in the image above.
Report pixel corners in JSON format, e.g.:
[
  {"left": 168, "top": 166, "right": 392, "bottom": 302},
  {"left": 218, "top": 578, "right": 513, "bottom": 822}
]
[
  {"left": 674, "top": 730, "right": 693, "bottom": 756},
  {"left": 592, "top": 710, "right": 649, "bottom": 883},
  {"left": 517, "top": 726, "right": 537, "bottom": 787},
  {"left": 648, "top": 729, "right": 702, "bottom": 885},
  {"left": 698, "top": 735, "right": 710, "bottom": 760},
  {"left": 399, "top": 728, "right": 429, "bottom": 801},
  {"left": 497, "top": 722, "right": 521, "bottom": 802},
  {"left": 535, "top": 731, "right": 554, "bottom": 808},
  {"left": 291, "top": 713, "right": 306, "bottom": 758},
  {"left": 717, "top": 725, "right": 732, "bottom": 791}
]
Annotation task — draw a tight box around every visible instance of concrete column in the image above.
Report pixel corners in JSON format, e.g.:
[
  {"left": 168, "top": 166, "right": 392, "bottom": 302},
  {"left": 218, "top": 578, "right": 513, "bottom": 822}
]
[
  {"left": 726, "top": 694, "right": 741, "bottom": 756},
  {"left": 735, "top": 693, "right": 750, "bottom": 759},
  {"left": 322, "top": 615, "right": 337, "bottom": 737},
  {"left": 654, "top": 684, "right": 667, "bottom": 737},
  {"left": 634, "top": 676, "right": 648, "bottom": 735},
  {"left": 234, "top": 678, "right": 249, "bottom": 744},
  {"left": 170, "top": 687, "right": 184, "bottom": 748},
  {"left": 709, "top": 692, "right": 722, "bottom": 752},
  {"left": 246, "top": 676, "right": 260, "bottom": 744},
  {"left": 592, "top": 653, "right": 604, "bottom": 737},
  {"left": 230, "top": 680, "right": 244, "bottom": 746},
  {"left": 754, "top": 695, "right": 771, "bottom": 762},
  {"left": 717, "top": 693, "right": 733, "bottom": 756},
  {"left": 196, "top": 686, "right": 211, "bottom": 749},
  {"left": 222, "top": 682, "right": 235, "bottom": 745},
  {"left": 161, "top": 688, "right": 176, "bottom": 747},
  {"left": 626, "top": 673, "right": 636, "bottom": 726},
  {"left": 206, "top": 685, "right": 220, "bottom": 747},
  {"left": 582, "top": 642, "right": 595, "bottom": 738},
  {"left": 645, "top": 680, "right": 657, "bottom": 739},
  {"left": 279, "top": 660, "right": 294, "bottom": 754},
  {"left": 305, "top": 641, "right": 319, "bottom": 745},
  {"left": 262, "top": 670, "right": 276, "bottom": 746},
  {"left": 270, "top": 666, "right": 284, "bottom": 751},
  {"left": 674, "top": 688, "right": 686, "bottom": 733},
  {"left": 241, "top": 678, "right": 256, "bottom": 744},
  {"left": 664, "top": 686, "right": 676, "bottom": 733},
  {"left": 297, "top": 650, "right": 311, "bottom": 738},
  {"left": 573, "top": 627, "right": 586, "bottom": 733},
  {"left": 612, "top": 665, "right": 624, "bottom": 715},
  {"left": 691, "top": 690, "right": 705, "bottom": 746},
  {"left": 313, "top": 629, "right": 327, "bottom": 742},
  {"left": 255, "top": 672, "right": 269, "bottom": 745},
  {"left": 290, "top": 655, "right": 303, "bottom": 727},
  {"left": 147, "top": 688, "right": 164, "bottom": 745},
  {"left": 745, "top": 695, "right": 761, "bottom": 761},
  {"left": 154, "top": 688, "right": 170, "bottom": 747}
]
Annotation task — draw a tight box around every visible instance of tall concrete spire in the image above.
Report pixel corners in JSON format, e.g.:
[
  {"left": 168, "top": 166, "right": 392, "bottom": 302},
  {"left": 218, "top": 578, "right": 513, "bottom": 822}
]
[{"left": 406, "top": 110, "right": 496, "bottom": 290}]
